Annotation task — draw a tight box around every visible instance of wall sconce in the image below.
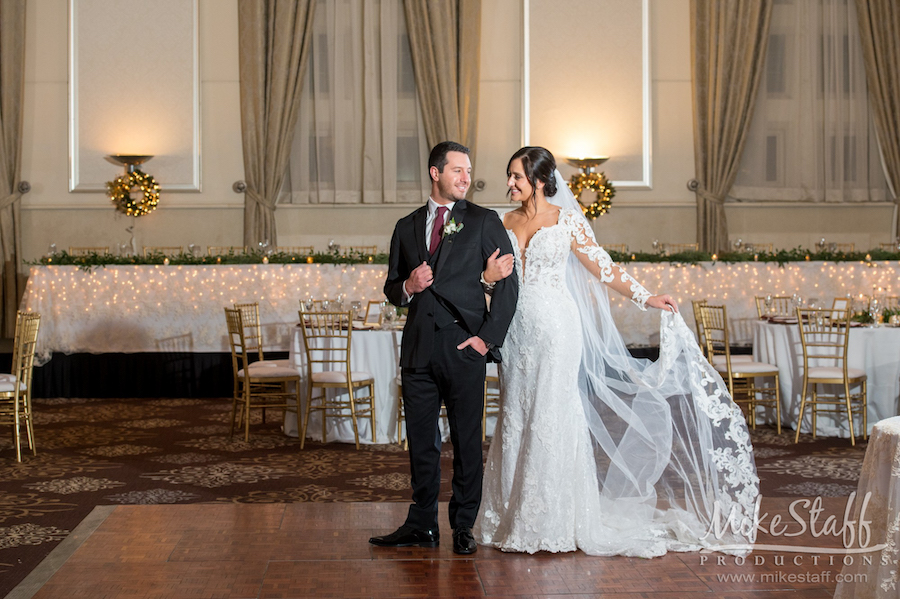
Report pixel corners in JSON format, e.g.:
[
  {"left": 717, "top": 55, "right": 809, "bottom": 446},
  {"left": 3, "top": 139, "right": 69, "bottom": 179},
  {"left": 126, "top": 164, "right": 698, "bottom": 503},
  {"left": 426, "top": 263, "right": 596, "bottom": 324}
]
[
  {"left": 566, "top": 157, "right": 615, "bottom": 220},
  {"left": 105, "top": 155, "right": 160, "bottom": 217}
]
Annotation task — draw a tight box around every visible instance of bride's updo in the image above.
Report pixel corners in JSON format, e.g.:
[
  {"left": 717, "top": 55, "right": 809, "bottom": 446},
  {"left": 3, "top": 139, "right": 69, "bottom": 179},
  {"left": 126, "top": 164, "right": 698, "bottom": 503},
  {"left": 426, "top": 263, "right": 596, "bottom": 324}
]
[{"left": 508, "top": 146, "right": 559, "bottom": 199}]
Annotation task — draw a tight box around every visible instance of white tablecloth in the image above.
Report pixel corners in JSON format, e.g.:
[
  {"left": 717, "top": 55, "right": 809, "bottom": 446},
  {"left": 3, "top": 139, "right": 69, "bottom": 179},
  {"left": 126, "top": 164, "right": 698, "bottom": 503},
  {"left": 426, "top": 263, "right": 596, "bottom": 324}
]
[
  {"left": 19, "top": 262, "right": 900, "bottom": 358},
  {"left": 835, "top": 416, "right": 900, "bottom": 597},
  {"left": 753, "top": 320, "right": 900, "bottom": 436}
]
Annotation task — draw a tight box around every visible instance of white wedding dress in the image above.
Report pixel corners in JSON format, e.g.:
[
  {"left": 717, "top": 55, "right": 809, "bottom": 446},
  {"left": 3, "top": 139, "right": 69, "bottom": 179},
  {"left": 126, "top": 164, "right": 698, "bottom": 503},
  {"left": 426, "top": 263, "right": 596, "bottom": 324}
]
[{"left": 475, "top": 203, "right": 759, "bottom": 557}]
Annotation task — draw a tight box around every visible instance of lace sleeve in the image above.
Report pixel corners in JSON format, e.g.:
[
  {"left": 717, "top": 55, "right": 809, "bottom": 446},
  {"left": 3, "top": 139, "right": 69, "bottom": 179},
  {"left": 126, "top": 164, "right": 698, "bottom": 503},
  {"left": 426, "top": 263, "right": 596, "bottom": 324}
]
[{"left": 563, "top": 209, "right": 652, "bottom": 310}]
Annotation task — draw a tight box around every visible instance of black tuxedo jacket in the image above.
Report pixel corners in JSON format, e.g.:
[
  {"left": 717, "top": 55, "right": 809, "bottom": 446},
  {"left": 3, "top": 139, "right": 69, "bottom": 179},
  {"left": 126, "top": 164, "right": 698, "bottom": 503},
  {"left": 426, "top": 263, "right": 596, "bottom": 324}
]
[{"left": 384, "top": 199, "right": 518, "bottom": 369}]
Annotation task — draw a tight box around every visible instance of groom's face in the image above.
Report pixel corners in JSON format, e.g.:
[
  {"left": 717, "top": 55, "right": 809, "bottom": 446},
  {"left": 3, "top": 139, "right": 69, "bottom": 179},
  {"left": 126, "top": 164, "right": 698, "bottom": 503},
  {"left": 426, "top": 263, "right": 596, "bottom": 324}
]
[{"left": 431, "top": 151, "right": 471, "bottom": 204}]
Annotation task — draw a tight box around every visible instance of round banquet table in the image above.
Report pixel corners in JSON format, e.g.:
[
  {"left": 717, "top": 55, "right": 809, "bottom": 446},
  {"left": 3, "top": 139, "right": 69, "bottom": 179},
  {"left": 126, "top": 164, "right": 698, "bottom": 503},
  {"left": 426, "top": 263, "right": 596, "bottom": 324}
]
[{"left": 753, "top": 320, "right": 900, "bottom": 437}]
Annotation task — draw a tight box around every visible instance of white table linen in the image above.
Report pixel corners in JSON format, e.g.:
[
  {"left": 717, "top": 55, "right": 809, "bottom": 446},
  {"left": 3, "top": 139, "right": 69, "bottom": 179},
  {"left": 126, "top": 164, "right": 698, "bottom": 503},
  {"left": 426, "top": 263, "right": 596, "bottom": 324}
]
[
  {"left": 835, "top": 416, "right": 900, "bottom": 597},
  {"left": 753, "top": 320, "right": 900, "bottom": 436}
]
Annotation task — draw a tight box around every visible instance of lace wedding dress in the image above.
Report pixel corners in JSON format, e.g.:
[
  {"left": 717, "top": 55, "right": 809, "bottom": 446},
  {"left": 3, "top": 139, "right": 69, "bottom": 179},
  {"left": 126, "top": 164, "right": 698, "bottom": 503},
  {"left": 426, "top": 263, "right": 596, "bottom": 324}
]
[{"left": 474, "top": 204, "right": 759, "bottom": 557}]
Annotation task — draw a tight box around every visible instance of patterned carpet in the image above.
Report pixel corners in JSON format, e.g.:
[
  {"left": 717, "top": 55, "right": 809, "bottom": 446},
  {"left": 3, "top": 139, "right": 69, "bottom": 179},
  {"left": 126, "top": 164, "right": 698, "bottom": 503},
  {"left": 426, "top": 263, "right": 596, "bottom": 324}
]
[{"left": 0, "top": 396, "right": 867, "bottom": 597}]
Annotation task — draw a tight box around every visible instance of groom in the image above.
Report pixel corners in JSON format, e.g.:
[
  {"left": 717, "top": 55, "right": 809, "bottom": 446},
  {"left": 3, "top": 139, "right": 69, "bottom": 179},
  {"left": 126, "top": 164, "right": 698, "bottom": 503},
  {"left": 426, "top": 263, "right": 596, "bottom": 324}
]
[{"left": 371, "top": 141, "right": 518, "bottom": 554}]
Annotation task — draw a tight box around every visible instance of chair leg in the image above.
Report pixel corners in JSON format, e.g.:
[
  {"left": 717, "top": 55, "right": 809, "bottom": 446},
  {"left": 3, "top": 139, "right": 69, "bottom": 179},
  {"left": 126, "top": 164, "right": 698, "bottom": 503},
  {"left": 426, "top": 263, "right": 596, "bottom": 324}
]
[
  {"left": 773, "top": 376, "right": 782, "bottom": 435},
  {"left": 300, "top": 387, "right": 314, "bottom": 449},
  {"left": 243, "top": 390, "right": 252, "bottom": 442},
  {"left": 346, "top": 383, "right": 360, "bottom": 450},
  {"left": 844, "top": 382, "right": 855, "bottom": 446},
  {"left": 368, "top": 383, "right": 376, "bottom": 444},
  {"left": 795, "top": 377, "right": 809, "bottom": 443},
  {"left": 862, "top": 380, "right": 868, "bottom": 440}
]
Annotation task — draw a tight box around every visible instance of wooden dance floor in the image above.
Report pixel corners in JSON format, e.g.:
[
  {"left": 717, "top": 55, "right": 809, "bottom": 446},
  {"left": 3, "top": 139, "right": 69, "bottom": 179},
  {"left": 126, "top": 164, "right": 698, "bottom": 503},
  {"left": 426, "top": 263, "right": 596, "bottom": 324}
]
[{"left": 11, "top": 500, "right": 849, "bottom": 598}]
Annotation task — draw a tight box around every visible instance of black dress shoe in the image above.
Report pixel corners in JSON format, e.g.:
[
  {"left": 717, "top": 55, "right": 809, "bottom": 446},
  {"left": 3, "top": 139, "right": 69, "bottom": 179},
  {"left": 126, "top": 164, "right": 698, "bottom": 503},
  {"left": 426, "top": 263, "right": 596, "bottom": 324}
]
[
  {"left": 369, "top": 525, "right": 439, "bottom": 548},
  {"left": 452, "top": 526, "right": 477, "bottom": 554}
]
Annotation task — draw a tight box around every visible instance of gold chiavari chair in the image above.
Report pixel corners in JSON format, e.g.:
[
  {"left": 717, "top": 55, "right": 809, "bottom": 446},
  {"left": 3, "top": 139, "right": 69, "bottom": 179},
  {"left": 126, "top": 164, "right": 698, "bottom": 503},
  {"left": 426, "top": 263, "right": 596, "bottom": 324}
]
[
  {"left": 0, "top": 312, "right": 41, "bottom": 461},
  {"left": 742, "top": 242, "right": 774, "bottom": 253},
  {"left": 143, "top": 246, "right": 183, "bottom": 258},
  {"left": 208, "top": 246, "right": 244, "bottom": 256},
  {"left": 224, "top": 308, "right": 301, "bottom": 442},
  {"left": 276, "top": 246, "right": 315, "bottom": 255},
  {"left": 794, "top": 307, "right": 867, "bottom": 445},
  {"left": 664, "top": 243, "right": 699, "bottom": 255},
  {"left": 833, "top": 243, "right": 855, "bottom": 253},
  {"left": 754, "top": 295, "right": 795, "bottom": 318},
  {"left": 68, "top": 246, "right": 109, "bottom": 256},
  {"left": 603, "top": 243, "right": 628, "bottom": 254},
  {"left": 234, "top": 302, "right": 295, "bottom": 369},
  {"left": 879, "top": 242, "right": 899, "bottom": 251},
  {"left": 700, "top": 304, "right": 781, "bottom": 433},
  {"left": 883, "top": 296, "right": 900, "bottom": 310},
  {"left": 692, "top": 299, "right": 753, "bottom": 365},
  {"left": 298, "top": 310, "right": 375, "bottom": 449}
]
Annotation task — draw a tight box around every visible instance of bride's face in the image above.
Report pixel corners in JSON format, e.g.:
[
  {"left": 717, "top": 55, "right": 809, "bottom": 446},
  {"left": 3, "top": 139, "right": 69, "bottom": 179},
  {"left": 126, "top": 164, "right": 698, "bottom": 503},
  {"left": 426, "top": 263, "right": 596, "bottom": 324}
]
[{"left": 507, "top": 158, "right": 542, "bottom": 203}]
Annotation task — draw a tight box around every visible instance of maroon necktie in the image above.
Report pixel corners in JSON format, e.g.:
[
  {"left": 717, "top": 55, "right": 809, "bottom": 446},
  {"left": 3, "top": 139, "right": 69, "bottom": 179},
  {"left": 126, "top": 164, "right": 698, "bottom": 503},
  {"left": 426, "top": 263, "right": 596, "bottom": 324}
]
[{"left": 429, "top": 206, "right": 448, "bottom": 255}]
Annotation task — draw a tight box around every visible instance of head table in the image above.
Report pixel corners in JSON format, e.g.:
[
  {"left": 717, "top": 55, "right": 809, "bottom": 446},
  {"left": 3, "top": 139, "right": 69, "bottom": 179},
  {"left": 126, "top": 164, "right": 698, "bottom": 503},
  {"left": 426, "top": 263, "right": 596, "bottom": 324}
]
[{"left": 19, "top": 261, "right": 900, "bottom": 363}]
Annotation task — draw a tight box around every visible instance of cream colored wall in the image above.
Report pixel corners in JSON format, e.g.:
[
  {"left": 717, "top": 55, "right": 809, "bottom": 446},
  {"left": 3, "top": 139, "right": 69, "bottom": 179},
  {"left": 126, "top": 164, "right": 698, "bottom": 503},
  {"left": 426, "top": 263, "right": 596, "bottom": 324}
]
[{"left": 18, "top": 0, "right": 895, "bottom": 266}]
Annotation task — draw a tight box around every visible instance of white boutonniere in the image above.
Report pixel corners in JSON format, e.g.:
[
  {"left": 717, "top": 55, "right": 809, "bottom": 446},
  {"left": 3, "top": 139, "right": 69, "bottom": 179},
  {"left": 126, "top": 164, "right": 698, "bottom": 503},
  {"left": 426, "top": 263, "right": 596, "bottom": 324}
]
[{"left": 442, "top": 218, "right": 464, "bottom": 238}]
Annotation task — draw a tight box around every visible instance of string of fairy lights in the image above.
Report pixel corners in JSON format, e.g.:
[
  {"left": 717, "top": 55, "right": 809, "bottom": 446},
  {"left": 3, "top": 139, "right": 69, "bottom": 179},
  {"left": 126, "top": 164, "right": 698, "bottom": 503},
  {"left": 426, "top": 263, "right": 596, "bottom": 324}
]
[{"left": 21, "top": 260, "right": 900, "bottom": 353}]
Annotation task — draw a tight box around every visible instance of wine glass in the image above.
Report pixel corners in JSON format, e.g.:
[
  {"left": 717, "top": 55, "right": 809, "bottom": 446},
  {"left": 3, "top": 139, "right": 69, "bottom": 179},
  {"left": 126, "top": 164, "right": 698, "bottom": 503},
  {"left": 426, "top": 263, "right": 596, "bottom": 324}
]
[
  {"left": 320, "top": 299, "right": 331, "bottom": 313},
  {"left": 869, "top": 298, "right": 881, "bottom": 327},
  {"left": 335, "top": 293, "right": 346, "bottom": 312},
  {"left": 764, "top": 294, "right": 773, "bottom": 316},
  {"left": 350, "top": 300, "right": 362, "bottom": 319},
  {"left": 302, "top": 297, "right": 315, "bottom": 313},
  {"left": 381, "top": 301, "right": 396, "bottom": 329},
  {"left": 48, "top": 243, "right": 57, "bottom": 256}
]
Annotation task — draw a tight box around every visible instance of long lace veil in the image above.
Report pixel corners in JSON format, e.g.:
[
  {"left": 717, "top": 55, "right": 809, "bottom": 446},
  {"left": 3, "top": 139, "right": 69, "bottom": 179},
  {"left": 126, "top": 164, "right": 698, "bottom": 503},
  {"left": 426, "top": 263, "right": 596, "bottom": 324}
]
[{"left": 548, "top": 170, "right": 759, "bottom": 554}]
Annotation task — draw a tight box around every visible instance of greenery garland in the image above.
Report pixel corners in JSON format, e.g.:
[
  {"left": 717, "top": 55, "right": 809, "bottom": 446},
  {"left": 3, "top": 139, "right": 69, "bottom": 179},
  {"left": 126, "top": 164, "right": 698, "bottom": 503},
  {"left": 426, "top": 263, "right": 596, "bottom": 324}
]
[
  {"left": 568, "top": 172, "right": 615, "bottom": 219},
  {"left": 107, "top": 170, "right": 160, "bottom": 217},
  {"left": 30, "top": 246, "right": 900, "bottom": 272}
]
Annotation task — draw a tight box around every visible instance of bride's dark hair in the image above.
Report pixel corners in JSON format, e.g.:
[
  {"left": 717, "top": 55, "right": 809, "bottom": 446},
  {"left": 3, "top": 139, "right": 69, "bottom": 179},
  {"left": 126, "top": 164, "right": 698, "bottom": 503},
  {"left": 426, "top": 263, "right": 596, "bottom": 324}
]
[{"left": 507, "top": 146, "right": 558, "bottom": 202}]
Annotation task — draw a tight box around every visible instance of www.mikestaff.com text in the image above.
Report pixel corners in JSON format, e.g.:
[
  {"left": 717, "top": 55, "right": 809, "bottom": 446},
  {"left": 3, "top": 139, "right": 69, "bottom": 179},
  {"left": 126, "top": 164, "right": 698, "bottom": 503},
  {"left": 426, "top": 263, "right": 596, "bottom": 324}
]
[{"left": 716, "top": 571, "right": 867, "bottom": 584}]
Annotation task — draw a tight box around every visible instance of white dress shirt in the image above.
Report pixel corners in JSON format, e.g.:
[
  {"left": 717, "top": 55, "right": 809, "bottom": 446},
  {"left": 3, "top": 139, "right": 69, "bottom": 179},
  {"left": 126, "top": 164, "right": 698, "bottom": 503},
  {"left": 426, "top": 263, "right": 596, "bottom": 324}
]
[{"left": 403, "top": 198, "right": 456, "bottom": 302}]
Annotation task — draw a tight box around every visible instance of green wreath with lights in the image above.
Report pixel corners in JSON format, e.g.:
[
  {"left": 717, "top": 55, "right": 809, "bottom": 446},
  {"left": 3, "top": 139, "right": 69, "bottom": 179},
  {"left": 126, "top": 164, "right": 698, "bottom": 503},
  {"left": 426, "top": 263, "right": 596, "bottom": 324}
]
[
  {"left": 568, "top": 172, "right": 615, "bottom": 219},
  {"left": 107, "top": 170, "right": 160, "bottom": 217}
]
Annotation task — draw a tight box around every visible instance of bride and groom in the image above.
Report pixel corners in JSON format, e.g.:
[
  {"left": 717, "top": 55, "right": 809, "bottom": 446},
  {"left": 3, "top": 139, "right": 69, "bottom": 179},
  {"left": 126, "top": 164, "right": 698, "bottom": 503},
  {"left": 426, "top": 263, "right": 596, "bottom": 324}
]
[{"left": 372, "top": 141, "right": 759, "bottom": 556}]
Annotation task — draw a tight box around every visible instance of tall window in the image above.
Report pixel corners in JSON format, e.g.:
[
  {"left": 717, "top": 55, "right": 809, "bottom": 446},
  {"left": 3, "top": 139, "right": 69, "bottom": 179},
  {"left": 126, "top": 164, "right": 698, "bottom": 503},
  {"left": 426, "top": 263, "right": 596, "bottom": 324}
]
[
  {"left": 732, "top": 0, "right": 887, "bottom": 203},
  {"left": 283, "top": 0, "right": 429, "bottom": 204}
]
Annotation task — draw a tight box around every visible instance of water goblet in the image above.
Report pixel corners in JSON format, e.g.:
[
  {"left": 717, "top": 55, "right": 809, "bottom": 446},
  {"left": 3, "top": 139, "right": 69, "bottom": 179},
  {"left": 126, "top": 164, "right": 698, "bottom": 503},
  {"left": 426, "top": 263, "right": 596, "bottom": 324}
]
[
  {"left": 48, "top": 243, "right": 57, "bottom": 256},
  {"left": 335, "top": 293, "right": 346, "bottom": 312},
  {"left": 381, "top": 302, "right": 396, "bottom": 329},
  {"left": 350, "top": 300, "right": 362, "bottom": 319},
  {"left": 764, "top": 294, "right": 774, "bottom": 315},
  {"left": 320, "top": 299, "right": 331, "bottom": 313},
  {"left": 302, "top": 297, "right": 315, "bottom": 313}
]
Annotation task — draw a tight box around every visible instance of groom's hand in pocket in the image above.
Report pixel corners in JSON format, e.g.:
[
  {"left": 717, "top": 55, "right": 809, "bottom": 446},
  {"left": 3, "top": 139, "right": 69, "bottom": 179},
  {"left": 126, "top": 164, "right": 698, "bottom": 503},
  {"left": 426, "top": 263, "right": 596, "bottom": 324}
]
[{"left": 457, "top": 336, "right": 490, "bottom": 356}]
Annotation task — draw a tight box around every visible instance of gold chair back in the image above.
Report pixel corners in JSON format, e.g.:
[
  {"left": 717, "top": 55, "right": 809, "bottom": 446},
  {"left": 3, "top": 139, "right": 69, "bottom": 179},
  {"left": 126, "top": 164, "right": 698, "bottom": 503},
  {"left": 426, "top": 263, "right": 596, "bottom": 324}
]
[
  {"left": 276, "top": 246, "right": 315, "bottom": 255},
  {"left": 342, "top": 245, "right": 377, "bottom": 255},
  {"left": 794, "top": 307, "right": 867, "bottom": 444},
  {"left": 754, "top": 295, "right": 794, "bottom": 317},
  {"left": 208, "top": 246, "right": 244, "bottom": 256},
  {"left": 68, "top": 246, "right": 109, "bottom": 256},
  {"left": 832, "top": 242, "right": 855, "bottom": 253},
  {"left": 0, "top": 311, "right": 41, "bottom": 461},
  {"left": 664, "top": 243, "right": 698, "bottom": 255},
  {"left": 879, "top": 242, "right": 899, "bottom": 251},
  {"left": 143, "top": 246, "right": 183, "bottom": 257},
  {"left": 691, "top": 299, "right": 708, "bottom": 354},
  {"left": 233, "top": 302, "right": 265, "bottom": 362}
]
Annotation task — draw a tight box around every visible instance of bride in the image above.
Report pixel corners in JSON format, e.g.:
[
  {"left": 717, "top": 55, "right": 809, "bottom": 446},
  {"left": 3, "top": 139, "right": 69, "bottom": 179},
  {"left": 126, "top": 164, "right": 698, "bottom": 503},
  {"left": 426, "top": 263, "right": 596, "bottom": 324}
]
[{"left": 474, "top": 146, "right": 758, "bottom": 557}]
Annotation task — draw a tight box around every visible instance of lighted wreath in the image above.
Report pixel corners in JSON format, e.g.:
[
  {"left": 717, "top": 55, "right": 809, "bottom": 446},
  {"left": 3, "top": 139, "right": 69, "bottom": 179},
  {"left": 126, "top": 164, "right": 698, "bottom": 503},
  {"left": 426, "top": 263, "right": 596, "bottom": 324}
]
[
  {"left": 107, "top": 170, "right": 160, "bottom": 217},
  {"left": 568, "top": 172, "right": 615, "bottom": 220}
]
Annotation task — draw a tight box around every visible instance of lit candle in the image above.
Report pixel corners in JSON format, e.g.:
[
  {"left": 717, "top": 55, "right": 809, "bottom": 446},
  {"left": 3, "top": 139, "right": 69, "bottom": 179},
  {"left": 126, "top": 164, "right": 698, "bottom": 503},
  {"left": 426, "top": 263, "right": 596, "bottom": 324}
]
[
  {"left": 163, "top": 257, "right": 169, "bottom": 266},
  {"left": 306, "top": 256, "right": 314, "bottom": 264},
  {"left": 368, "top": 255, "right": 374, "bottom": 263},
  {"left": 711, "top": 254, "right": 718, "bottom": 261},
  {"left": 262, "top": 256, "right": 269, "bottom": 264}
]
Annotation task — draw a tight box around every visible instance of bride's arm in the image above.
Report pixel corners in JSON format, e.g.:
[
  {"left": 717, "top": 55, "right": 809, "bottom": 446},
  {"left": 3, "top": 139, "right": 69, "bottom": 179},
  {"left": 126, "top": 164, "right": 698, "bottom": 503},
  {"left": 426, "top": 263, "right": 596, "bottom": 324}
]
[{"left": 568, "top": 213, "right": 677, "bottom": 312}]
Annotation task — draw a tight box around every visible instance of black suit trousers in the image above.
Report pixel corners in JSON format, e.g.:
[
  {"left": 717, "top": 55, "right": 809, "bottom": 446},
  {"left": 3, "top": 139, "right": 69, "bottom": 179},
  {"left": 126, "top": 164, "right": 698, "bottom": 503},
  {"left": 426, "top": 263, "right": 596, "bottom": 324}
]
[{"left": 401, "top": 321, "right": 486, "bottom": 531}]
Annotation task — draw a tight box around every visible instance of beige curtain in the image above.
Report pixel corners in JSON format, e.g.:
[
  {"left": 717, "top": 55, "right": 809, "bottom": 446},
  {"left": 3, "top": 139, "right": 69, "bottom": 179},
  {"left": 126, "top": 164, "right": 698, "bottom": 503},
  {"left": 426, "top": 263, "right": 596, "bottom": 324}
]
[
  {"left": 403, "top": 0, "right": 481, "bottom": 160},
  {"left": 690, "top": 0, "right": 772, "bottom": 253},
  {"left": 856, "top": 0, "right": 900, "bottom": 236},
  {"left": 0, "top": 0, "right": 26, "bottom": 338},
  {"left": 237, "top": 0, "right": 316, "bottom": 248}
]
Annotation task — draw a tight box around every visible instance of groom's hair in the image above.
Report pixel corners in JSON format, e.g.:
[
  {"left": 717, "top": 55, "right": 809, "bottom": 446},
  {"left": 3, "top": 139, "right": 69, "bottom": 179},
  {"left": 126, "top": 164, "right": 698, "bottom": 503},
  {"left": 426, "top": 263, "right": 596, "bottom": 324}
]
[{"left": 429, "top": 141, "right": 470, "bottom": 173}]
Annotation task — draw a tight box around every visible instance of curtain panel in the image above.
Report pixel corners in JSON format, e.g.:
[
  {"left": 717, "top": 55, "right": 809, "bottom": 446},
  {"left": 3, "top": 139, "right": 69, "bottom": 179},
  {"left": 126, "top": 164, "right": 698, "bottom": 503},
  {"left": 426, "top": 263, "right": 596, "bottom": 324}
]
[
  {"left": 285, "top": 0, "right": 429, "bottom": 205},
  {"left": 690, "top": 0, "right": 772, "bottom": 253},
  {"left": 0, "top": 0, "right": 26, "bottom": 338},
  {"left": 733, "top": 0, "right": 887, "bottom": 205},
  {"left": 237, "top": 0, "right": 316, "bottom": 248},
  {"left": 855, "top": 0, "right": 900, "bottom": 236},
  {"left": 403, "top": 0, "right": 481, "bottom": 164}
]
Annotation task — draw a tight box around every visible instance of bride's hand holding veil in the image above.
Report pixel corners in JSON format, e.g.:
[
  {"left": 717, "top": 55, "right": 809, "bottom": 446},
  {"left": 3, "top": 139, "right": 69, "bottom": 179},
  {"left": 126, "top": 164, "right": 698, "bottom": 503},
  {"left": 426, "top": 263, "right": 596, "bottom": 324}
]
[{"left": 645, "top": 294, "right": 678, "bottom": 312}]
